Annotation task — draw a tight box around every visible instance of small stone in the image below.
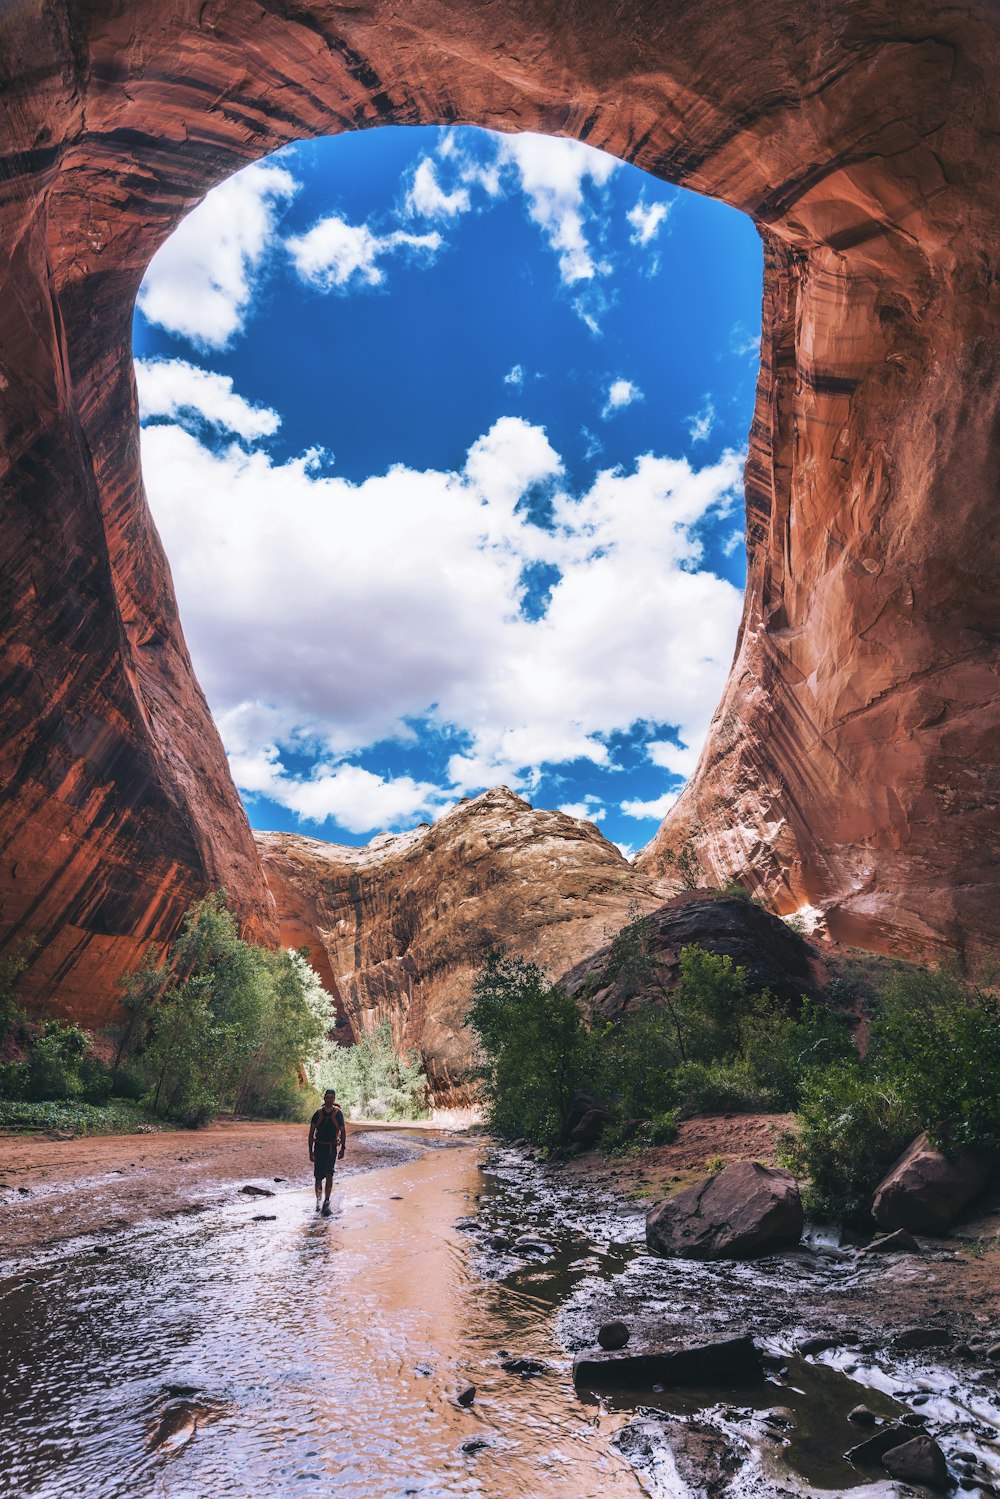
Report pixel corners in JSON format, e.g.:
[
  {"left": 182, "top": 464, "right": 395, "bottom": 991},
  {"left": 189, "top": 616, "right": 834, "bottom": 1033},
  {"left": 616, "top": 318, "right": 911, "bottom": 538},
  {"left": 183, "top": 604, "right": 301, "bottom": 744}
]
[
  {"left": 798, "top": 1335, "right": 840, "bottom": 1356},
  {"left": 239, "top": 1185, "right": 275, "bottom": 1198},
  {"left": 500, "top": 1357, "right": 548, "bottom": 1378},
  {"left": 462, "top": 1437, "right": 489, "bottom": 1454},
  {"left": 881, "top": 1434, "right": 950, "bottom": 1488},
  {"left": 848, "top": 1404, "right": 880, "bottom": 1426},
  {"left": 251, "top": 1214, "right": 276, "bottom": 1221},
  {"left": 456, "top": 1385, "right": 476, "bottom": 1407},
  {"left": 987, "top": 1342, "right": 1000, "bottom": 1363},
  {"left": 597, "top": 1322, "right": 630, "bottom": 1351}
]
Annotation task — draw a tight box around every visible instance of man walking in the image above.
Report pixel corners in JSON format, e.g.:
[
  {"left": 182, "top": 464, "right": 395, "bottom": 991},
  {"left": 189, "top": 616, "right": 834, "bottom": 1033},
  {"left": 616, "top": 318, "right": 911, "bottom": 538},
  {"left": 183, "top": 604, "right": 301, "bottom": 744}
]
[{"left": 309, "top": 1089, "right": 346, "bottom": 1215}]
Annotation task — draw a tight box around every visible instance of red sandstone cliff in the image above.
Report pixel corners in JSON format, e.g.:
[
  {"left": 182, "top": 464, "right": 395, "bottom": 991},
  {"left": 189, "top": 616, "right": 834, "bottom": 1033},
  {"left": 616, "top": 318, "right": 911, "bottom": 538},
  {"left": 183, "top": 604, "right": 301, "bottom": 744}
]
[
  {"left": 1, "top": 0, "right": 999, "bottom": 1026},
  {"left": 257, "top": 789, "right": 662, "bottom": 1100}
]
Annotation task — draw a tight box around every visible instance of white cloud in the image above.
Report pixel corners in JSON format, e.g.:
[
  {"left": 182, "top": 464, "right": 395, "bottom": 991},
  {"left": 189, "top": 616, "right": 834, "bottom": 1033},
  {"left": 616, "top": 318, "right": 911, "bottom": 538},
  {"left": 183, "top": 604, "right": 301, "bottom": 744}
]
[
  {"left": 142, "top": 403, "right": 743, "bottom": 833},
  {"left": 647, "top": 739, "right": 700, "bottom": 779},
  {"left": 627, "top": 198, "right": 671, "bottom": 246},
  {"left": 228, "top": 745, "right": 451, "bottom": 834},
  {"left": 558, "top": 798, "right": 606, "bottom": 823},
  {"left": 287, "top": 215, "right": 442, "bottom": 289},
  {"left": 497, "top": 133, "right": 619, "bottom": 285},
  {"left": 722, "top": 527, "right": 745, "bottom": 557},
  {"left": 602, "top": 378, "right": 643, "bottom": 419},
  {"left": 135, "top": 358, "right": 280, "bottom": 441},
  {"left": 688, "top": 397, "right": 716, "bottom": 444},
  {"left": 504, "top": 364, "right": 525, "bottom": 389},
  {"left": 406, "top": 157, "right": 471, "bottom": 219},
  {"left": 615, "top": 841, "right": 636, "bottom": 861},
  {"left": 137, "top": 162, "right": 299, "bottom": 349},
  {"left": 730, "top": 322, "right": 760, "bottom": 359},
  {"left": 620, "top": 789, "right": 681, "bottom": 821}
]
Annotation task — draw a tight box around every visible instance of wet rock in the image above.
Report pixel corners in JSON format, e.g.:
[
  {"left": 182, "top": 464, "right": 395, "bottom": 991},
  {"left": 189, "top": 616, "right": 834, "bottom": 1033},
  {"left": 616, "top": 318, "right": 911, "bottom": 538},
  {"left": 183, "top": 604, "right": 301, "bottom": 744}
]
[
  {"left": 573, "top": 1334, "right": 762, "bottom": 1390},
  {"left": 511, "top": 1236, "right": 552, "bottom": 1256},
  {"left": 873, "top": 1133, "right": 994, "bottom": 1234},
  {"left": 859, "top": 1228, "right": 921, "bottom": 1256},
  {"left": 500, "top": 1357, "right": 548, "bottom": 1378},
  {"left": 251, "top": 1214, "right": 276, "bottom": 1222},
  {"left": 987, "top": 1342, "right": 1000, "bottom": 1363},
  {"left": 569, "top": 1107, "right": 612, "bottom": 1150},
  {"left": 891, "top": 1325, "right": 951, "bottom": 1350},
  {"left": 456, "top": 1384, "right": 476, "bottom": 1407},
  {"left": 646, "top": 1161, "right": 803, "bottom": 1260},
  {"left": 597, "top": 1321, "right": 630, "bottom": 1351},
  {"left": 846, "top": 1424, "right": 914, "bottom": 1466},
  {"left": 798, "top": 1334, "right": 841, "bottom": 1356},
  {"left": 882, "top": 1434, "right": 950, "bottom": 1488},
  {"left": 461, "top": 1437, "right": 489, "bottom": 1455},
  {"left": 900, "top": 1411, "right": 929, "bottom": 1427},
  {"left": 239, "top": 1185, "right": 275, "bottom": 1198},
  {"left": 848, "top": 1404, "right": 880, "bottom": 1426}
]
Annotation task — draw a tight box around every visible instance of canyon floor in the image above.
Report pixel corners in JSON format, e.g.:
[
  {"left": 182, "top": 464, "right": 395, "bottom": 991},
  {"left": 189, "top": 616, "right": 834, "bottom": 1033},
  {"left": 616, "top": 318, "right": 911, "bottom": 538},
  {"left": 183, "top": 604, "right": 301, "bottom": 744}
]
[{"left": 2, "top": 1119, "right": 999, "bottom": 1495}]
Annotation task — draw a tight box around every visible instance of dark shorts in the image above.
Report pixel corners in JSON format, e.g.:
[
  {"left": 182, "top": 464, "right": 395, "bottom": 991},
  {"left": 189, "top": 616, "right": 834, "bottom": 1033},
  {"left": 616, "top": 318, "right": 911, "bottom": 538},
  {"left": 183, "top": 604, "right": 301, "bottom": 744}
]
[{"left": 313, "top": 1147, "right": 337, "bottom": 1181}]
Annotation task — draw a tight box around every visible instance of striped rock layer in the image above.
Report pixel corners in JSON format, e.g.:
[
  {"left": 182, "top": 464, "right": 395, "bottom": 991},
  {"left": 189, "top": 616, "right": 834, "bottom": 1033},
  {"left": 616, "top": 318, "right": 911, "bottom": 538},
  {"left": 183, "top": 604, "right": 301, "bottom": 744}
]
[{"left": 1, "top": 0, "right": 999, "bottom": 1024}]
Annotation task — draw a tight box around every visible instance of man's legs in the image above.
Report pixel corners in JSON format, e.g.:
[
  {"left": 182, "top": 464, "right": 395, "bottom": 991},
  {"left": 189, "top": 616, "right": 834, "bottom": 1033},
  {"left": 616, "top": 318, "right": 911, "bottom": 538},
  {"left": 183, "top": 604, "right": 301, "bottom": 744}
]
[
  {"left": 322, "top": 1171, "right": 334, "bottom": 1213},
  {"left": 315, "top": 1172, "right": 324, "bottom": 1210}
]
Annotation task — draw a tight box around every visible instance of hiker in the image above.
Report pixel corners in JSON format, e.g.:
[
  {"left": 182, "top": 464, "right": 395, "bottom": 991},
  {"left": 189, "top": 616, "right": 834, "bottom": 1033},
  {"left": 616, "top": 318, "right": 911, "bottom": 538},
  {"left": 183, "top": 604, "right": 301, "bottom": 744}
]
[{"left": 309, "top": 1088, "right": 346, "bottom": 1215}]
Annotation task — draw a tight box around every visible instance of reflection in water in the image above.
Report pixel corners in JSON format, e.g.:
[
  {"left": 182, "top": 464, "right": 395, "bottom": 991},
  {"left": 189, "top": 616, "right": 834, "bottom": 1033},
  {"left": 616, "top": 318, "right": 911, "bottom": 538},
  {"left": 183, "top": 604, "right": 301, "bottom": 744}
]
[{"left": 0, "top": 1141, "right": 643, "bottom": 1498}]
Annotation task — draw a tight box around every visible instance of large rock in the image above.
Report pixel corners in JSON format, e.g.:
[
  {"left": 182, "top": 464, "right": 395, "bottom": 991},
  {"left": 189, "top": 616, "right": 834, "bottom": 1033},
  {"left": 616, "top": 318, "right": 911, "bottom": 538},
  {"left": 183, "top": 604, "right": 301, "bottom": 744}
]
[
  {"left": 2, "top": 0, "right": 1000, "bottom": 1027},
  {"left": 574, "top": 1334, "right": 762, "bottom": 1389},
  {"left": 646, "top": 1161, "right": 803, "bottom": 1260},
  {"left": 873, "top": 1133, "right": 994, "bottom": 1234},
  {"left": 559, "top": 891, "right": 818, "bottom": 1019},
  {"left": 257, "top": 790, "right": 660, "bottom": 1103}
]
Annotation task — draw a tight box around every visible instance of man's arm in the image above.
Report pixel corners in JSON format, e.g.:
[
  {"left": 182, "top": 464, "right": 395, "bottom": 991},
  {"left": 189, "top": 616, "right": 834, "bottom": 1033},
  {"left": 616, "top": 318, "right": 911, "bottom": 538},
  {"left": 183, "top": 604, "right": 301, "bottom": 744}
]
[
  {"left": 308, "top": 1116, "right": 317, "bottom": 1160},
  {"left": 337, "top": 1109, "right": 346, "bottom": 1158}
]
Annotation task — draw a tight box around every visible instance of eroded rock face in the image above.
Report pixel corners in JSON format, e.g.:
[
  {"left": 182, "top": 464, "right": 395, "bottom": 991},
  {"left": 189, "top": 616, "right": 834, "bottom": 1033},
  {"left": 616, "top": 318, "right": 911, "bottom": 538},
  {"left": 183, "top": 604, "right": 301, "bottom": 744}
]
[
  {"left": 257, "top": 788, "right": 661, "bottom": 1102},
  {"left": 1, "top": 0, "right": 999, "bottom": 1022},
  {"left": 646, "top": 1161, "right": 804, "bottom": 1259}
]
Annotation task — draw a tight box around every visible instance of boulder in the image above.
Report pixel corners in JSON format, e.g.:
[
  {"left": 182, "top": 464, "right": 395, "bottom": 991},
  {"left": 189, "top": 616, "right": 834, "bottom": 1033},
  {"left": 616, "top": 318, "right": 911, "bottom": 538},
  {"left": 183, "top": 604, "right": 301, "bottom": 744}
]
[
  {"left": 859, "top": 1227, "right": 921, "bottom": 1256},
  {"left": 646, "top": 1161, "right": 803, "bottom": 1260},
  {"left": 873, "top": 1133, "right": 994, "bottom": 1234},
  {"left": 882, "top": 1435, "right": 950, "bottom": 1488},
  {"left": 891, "top": 1326, "right": 951, "bottom": 1350},
  {"left": 573, "top": 1334, "right": 762, "bottom": 1390}
]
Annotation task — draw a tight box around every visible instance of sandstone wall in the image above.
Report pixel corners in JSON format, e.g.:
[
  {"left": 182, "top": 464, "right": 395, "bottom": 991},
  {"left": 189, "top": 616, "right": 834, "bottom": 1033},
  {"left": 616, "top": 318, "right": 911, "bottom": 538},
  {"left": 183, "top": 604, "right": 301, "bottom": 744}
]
[
  {"left": 257, "top": 789, "right": 662, "bottom": 1100},
  {"left": 1, "top": 0, "right": 999, "bottom": 1022}
]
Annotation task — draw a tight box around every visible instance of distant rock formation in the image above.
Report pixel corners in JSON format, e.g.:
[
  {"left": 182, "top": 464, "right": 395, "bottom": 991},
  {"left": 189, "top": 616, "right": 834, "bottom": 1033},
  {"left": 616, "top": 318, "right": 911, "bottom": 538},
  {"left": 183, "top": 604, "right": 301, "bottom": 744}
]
[
  {"left": 257, "top": 789, "right": 661, "bottom": 1102},
  {"left": 2, "top": 0, "right": 998, "bottom": 1022}
]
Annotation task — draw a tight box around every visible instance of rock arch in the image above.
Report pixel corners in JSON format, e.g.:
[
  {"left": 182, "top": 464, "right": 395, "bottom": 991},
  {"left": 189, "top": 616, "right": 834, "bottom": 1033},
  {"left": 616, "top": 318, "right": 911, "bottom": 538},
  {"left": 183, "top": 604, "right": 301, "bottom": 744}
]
[{"left": 1, "top": 0, "right": 998, "bottom": 1017}]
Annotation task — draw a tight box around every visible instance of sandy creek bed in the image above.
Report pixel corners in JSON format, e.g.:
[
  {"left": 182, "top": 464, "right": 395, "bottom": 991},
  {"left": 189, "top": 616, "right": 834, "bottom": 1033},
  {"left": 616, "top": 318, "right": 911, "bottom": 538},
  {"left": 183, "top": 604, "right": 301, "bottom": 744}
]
[{"left": 1, "top": 1121, "right": 998, "bottom": 1497}]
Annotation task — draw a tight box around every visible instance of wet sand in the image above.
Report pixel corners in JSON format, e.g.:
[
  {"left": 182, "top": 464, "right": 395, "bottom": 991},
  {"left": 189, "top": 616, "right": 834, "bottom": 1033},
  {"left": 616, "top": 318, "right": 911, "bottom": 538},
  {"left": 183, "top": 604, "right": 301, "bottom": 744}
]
[{"left": 0, "top": 1121, "right": 424, "bottom": 1256}]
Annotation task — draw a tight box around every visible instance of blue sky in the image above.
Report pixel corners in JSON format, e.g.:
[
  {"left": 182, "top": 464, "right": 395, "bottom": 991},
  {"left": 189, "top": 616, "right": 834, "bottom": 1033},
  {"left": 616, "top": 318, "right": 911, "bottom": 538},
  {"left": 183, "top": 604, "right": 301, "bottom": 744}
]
[{"left": 133, "top": 126, "right": 761, "bottom": 855}]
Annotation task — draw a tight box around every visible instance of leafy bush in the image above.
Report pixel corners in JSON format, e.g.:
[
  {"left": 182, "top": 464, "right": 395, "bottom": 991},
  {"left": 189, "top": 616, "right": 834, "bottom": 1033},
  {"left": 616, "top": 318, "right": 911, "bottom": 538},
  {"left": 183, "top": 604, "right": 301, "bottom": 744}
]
[
  {"left": 779, "top": 1062, "right": 917, "bottom": 1221},
  {"left": 122, "top": 893, "right": 335, "bottom": 1125},
  {"left": 0, "top": 1098, "right": 161, "bottom": 1135},
  {"left": 320, "top": 1020, "right": 429, "bottom": 1121}
]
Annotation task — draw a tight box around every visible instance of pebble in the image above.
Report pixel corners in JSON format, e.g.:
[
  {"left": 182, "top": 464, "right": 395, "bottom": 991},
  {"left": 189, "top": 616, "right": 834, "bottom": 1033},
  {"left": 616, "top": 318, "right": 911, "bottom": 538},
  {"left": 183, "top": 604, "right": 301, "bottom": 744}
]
[{"left": 456, "top": 1385, "right": 476, "bottom": 1407}]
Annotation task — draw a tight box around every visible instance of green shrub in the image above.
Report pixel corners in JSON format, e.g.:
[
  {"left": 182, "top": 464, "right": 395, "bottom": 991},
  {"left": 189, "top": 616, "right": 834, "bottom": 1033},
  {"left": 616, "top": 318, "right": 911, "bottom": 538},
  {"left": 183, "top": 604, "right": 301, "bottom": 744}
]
[
  {"left": 0, "top": 1098, "right": 161, "bottom": 1135},
  {"left": 779, "top": 1061, "right": 917, "bottom": 1221},
  {"left": 320, "top": 1020, "right": 429, "bottom": 1121},
  {"left": 23, "top": 1022, "right": 90, "bottom": 1102}
]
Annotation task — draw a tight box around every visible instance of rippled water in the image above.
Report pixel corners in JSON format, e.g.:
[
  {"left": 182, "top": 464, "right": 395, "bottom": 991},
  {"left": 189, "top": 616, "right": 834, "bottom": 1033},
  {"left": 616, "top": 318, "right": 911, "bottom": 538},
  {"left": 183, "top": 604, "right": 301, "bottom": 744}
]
[{"left": 0, "top": 1139, "right": 643, "bottom": 1499}]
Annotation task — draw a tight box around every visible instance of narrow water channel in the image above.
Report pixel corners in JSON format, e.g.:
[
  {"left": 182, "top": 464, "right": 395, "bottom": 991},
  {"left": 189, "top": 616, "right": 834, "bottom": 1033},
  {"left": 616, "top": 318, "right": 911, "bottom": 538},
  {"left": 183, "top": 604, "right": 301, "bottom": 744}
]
[{"left": 0, "top": 1137, "right": 643, "bottom": 1498}]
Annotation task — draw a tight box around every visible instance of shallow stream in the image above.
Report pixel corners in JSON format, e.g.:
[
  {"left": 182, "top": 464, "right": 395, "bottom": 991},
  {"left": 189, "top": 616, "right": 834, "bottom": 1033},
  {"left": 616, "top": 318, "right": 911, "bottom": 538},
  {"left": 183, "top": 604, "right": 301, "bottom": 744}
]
[{"left": 2, "top": 1134, "right": 998, "bottom": 1498}]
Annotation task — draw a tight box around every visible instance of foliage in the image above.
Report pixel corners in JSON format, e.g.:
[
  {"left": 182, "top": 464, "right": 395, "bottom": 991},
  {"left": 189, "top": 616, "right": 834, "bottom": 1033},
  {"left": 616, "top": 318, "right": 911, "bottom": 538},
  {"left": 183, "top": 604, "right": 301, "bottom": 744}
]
[
  {"left": 659, "top": 841, "right": 701, "bottom": 890},
  {"left": 320, "top": 1020, "right": 429, "bottom": 1121},
  {"left": 468, "top": 950, "right": 598, "bottom": 1147},
  {"left": 129, "top": 895, "right": 333, "bottom": 1126},
  {"left": 779, "top": 967, "right": 1000, "bottom": 1219},
  {"left": 779, "top": 1062, "right": 917, "bottom": 1221},
  {"left": 0, "top": 942, "right": 35, "bottom": 1049},
  {"left": 0, "top": 1098, "right": 162, "bottom": 1135}
]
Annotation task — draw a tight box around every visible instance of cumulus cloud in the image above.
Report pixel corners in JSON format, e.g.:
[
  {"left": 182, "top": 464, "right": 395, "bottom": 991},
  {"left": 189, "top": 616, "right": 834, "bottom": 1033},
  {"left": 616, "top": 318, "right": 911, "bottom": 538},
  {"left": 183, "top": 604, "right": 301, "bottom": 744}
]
[
  {"left": 137, "top": 162, "right": 299, "bottom": 349},
  {"left": 647, "top": 739, "right": 700, "bottom": 779},
  {"left": 141, "top": 404, "right": 743, "bottom": 833},
  {"left": 558, "top": 797, "right": 606, "bottom": 823},
  {"left": 627, "top": 198, "right": 671, "bottom": 246},
  {"left": 135, "top": 358, "right": 280, "bottom": 441},
  {"left": 620, "top": 789, "right": 681, "bottom": 821},
  {"left": 287, "top": 214, "right": 442, "bottom": 289},
  {"left": 405, "top": 157, "right": 471, "bottom": 219},
  {"left": 602, "top": 378, "right": 643, "bottom": 418},
  {"left": 496, "top": 133, "right": 619, "bottom": 285},
  {"left": 688, "top": 397, "right": 716, "bottom": 444}
]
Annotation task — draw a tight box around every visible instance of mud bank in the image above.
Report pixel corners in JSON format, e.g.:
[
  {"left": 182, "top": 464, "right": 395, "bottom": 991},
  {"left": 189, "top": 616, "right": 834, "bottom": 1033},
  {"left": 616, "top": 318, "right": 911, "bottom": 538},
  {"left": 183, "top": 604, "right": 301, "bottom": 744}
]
[{"left": 0, "top": 1120, "right": 425, "bottom": 1255}]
